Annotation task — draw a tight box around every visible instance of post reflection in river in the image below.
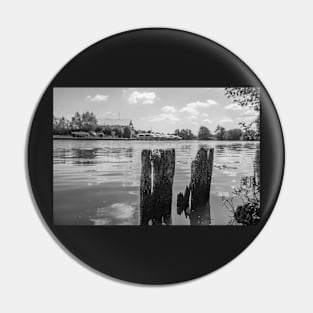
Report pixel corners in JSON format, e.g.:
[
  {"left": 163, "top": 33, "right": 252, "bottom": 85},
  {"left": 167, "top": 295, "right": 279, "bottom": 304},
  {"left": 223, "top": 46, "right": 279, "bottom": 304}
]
[{"left": 53, "top": 140, "right": 260, "bottom": 225}]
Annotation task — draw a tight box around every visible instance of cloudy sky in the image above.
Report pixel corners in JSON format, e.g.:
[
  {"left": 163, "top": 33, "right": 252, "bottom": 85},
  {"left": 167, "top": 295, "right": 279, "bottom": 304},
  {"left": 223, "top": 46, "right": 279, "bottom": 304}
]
[{"left": 54, "top": 88, "right": 258, "bottom": 134}]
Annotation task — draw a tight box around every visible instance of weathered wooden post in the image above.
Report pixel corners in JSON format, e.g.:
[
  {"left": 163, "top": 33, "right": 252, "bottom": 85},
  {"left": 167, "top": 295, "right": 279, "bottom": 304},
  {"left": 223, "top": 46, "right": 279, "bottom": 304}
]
[
  {"left": 151, "top": 149, "right": 175, "bottom": 225},
  {"left": 140, "top": 149, "right": 152, "bottom": 225},
  {"left": 177, "top": 147, "right": 214, "bottom": 225},
  {"left": 140, "top": 149, "right": 175, "bottom": 225}
]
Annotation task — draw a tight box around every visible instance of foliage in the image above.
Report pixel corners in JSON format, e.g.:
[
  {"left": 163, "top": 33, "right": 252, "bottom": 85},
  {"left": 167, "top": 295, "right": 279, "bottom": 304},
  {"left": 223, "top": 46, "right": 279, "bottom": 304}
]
[
  {"left": 174, "top": 129, "right": 196, "bottom": 140},
  {"left": 53, "top": 116, "right": 71, "bottom": 135},
  {"left": 53, "top": 112, "right": 135, "bottom": 138},
  {"left": 95, "top": 126, "right": 103, "bottom": 132},
  {"left": 112, "top": 127, "right": 123, "bottom": 138},
  {"left": 215, "top": 125, "right": 226, "bottom": 140},
  {"left": 54, "top": 111, "right": 98, "bottom": 135},
  {"left": 81, "top": 112, "right": 97, "bottom": 131},
  {"left": 103, "top": 126, "right": 113, "bottom": 136},
  {"left": 197, "top": 125, "right": 243, "bottom": 141},
  {"left": 225, "top": 128, "right": 243, "bottom": 140},
  {"left": 239, "top": 118, "right": 260, "bottom": 141},
  {"left": 70, "top": 112, "right": 82, "bottom": 130},
  {"left": 69, "top": 111, "right": 97, "bottom": 132},
  {"left": 123, "top": 126, "right": 132, "bottom": 138},
  {"left": 225, "top": 87, "right": 260, "bottom": 140},
  {"left": 224, "top": 87, "right": 260, "bottom": 112},
  {"left": 222, "top": 175, "right": 260, "bottom": 225},
  {"left": 197, "top": 126, "right": 212, "bottom": 140}
]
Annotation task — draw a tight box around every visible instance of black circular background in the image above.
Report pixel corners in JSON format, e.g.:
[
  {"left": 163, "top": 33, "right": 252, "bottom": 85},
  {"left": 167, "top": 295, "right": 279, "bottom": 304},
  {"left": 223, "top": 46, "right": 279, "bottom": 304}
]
[{"left": 28, "top": 28, "right": 284, "bottom": 284}]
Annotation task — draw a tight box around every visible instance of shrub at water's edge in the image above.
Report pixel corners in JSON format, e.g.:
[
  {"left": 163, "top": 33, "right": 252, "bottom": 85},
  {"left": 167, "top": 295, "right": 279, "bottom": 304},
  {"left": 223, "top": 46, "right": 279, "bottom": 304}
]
[{"left": 223, "top": 175, "right": 260, "bottom": 225}]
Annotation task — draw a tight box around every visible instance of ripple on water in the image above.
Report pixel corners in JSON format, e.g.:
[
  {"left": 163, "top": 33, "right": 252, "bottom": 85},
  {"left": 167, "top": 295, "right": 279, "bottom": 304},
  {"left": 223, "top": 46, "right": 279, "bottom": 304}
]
[{"left": 54, "top": 140, "right": 259, "bottom": 225}]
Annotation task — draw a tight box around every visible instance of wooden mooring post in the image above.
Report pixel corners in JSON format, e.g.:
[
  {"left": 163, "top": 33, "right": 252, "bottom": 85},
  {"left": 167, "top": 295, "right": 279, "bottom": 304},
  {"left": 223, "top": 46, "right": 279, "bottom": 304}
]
[
  {"left": 177, "top": 147, "right": 214, "bottom": 225},
  {"left": 140, "top": 149, "right": 175, "bottom": 225}
]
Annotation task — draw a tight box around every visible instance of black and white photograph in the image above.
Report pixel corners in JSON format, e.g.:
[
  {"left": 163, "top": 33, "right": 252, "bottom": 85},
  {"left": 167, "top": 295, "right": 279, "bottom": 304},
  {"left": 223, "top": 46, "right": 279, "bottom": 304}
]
[
  {"left": 5, "top": 0, "right": 313, "bottom": 310},
  {"left": 53, "top": 87, "right": 260, "bottom": 225}
]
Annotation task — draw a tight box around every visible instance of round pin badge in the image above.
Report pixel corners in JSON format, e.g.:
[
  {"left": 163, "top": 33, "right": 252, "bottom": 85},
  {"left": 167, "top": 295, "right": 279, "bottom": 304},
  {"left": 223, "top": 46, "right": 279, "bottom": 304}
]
[{"left": 28, "top": 28, "right": 284, "bottom": 284}]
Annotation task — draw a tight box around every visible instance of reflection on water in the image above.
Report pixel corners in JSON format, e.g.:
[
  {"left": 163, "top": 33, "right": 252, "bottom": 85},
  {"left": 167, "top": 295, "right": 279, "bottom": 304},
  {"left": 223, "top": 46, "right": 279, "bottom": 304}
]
[{"left": 53, "top": 140, "right": 260, "bottom": 225}]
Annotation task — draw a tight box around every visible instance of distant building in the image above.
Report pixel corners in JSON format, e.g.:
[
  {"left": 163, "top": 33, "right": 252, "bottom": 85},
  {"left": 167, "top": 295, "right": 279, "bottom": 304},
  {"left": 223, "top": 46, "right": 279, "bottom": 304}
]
[{"left": 97, "top": 118, "right": 135, "bottom": 138}]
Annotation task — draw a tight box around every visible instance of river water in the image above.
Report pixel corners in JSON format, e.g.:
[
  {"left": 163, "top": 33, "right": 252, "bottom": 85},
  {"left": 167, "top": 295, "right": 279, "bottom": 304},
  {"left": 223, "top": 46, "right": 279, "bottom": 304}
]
[{"left": 53, "top": 140, "right": 260, "bottom": 225}]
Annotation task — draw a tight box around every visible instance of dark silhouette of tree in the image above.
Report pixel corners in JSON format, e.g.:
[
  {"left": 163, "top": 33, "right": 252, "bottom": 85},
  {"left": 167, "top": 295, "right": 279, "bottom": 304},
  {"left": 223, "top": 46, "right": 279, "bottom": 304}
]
[
  {"left": 123, "top": 126, "right": 131, "bottom": 138},
  {"left": 71, "top": 112, "right": 82, "bottom": 130},
  {"left": 113, "top": 127, "right": 123, "bottom": 138},
  {"left": 68, "top": 111, "right": 98, "bottom": 132},
  {"left": 103, "top": 126, "right": 112, "bottom": 135},
  {"left": 225, "top": 128, "right": 243, "bottom": 140},
  {"left": 81, "top": 111, "right": 97, "bottom": 131},
  {"left": 174, "top": 129, "right": 195, "bottom": 140},
  {"left": 198, "top": 126, "right": 212, "bottom": 140},
  {"left": 215, "top": 125, "right": 226, "bottom": 140},
  {"left": 53, "top": 116, "right": 71, "bottom": 135}
]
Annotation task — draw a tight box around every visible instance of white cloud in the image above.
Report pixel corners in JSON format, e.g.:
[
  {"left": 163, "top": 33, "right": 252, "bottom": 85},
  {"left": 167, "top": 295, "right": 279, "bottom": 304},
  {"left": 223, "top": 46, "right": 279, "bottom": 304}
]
[
  {"left": 161, "top": 106, "right": 177, "bottom": 114},
  {"left": 86, "top": 94, "right": 109, "bottom": 102},
  {"left": 220, "top": 117, "right": 234, "bottom": 123},
  {"left": 243, "top": 108, "right": 258, "bottom": 116},
  {"left": 186, "top": 100, "right": 218, "bottom": 109},
  {"left": 202, "top": 112, "right": 209, "bottom": 117},
  {"left": 206, "top": 99, "right": 218, "bottom": 106},
  {"left": 128, "top": 91, "right": 157, "bottom": 104},
  {"left": 224, "top": 103, "right": 243, "bottom": 111},
  {"left": 180, "top": 99, "right": 218, "bottom": 118},
  {"left": 202, "top": 119, "right": 213, "bottom": 124},
  {"left": 180, "top": 106, "right": 200, "bottom": 116},
  {"left": 149, "top": 113, "right": 179, "bottom": 123}
]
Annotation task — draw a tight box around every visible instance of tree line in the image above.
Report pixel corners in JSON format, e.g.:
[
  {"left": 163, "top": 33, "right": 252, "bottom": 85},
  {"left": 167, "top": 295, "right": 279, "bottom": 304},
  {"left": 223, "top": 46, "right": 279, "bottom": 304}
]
[
  {"left": 54, "top": 112, "right": 259, "bottom": 141},
  {"left": 53, "top": 111, "right": 132, "bottom": 138},
  {"left": 53, "top": 112, "right": 97, "bottom": 134},
  {"left": 175, "top": 125, "right": 258, "bottom": 141}
]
